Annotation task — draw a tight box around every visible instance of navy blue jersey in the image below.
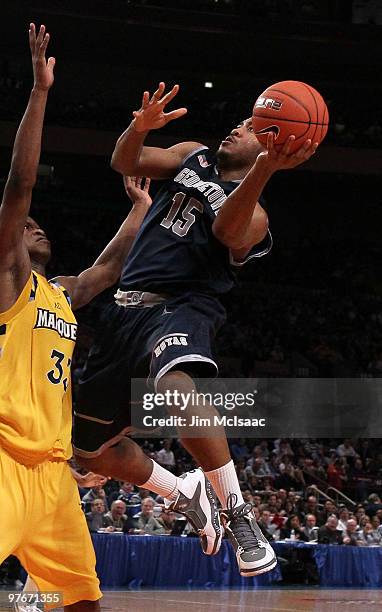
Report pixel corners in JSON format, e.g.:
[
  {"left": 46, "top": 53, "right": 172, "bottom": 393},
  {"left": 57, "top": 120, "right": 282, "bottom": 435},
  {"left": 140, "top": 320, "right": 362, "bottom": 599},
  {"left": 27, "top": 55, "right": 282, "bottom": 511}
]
[{"left": 120, "top": 146, "right": 272, "bottom": 295}]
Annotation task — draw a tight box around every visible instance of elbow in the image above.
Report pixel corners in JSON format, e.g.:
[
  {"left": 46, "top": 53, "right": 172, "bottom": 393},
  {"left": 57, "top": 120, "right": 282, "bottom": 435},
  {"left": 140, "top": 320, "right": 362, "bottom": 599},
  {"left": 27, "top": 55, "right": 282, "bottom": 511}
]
[
  {"left": 212, "top": 223, "right": 247, "bottom": 250},
  {"left": 110, "top": 151, "right": 135, "bottom": 176}
]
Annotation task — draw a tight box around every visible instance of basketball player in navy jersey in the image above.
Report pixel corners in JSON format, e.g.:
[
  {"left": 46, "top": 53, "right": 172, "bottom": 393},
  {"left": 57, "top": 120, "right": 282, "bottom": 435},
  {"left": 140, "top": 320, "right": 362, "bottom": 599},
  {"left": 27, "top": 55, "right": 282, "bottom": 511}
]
[{"left": 74, "top": 82, "right": 318, "bottom": 575}]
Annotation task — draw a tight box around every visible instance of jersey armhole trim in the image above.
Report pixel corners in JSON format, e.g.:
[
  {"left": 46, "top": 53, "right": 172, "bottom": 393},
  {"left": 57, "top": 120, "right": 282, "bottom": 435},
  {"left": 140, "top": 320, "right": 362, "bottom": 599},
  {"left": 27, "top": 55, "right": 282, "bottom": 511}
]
[
  {"left": 0, "top": 272, "right": 34, "bottom": 324},
  {"left": 230, "top": 230, "right": 273, "bottom": 267},
  {"left": 180, "top": 145, "right": 209, "bottom": 166}
]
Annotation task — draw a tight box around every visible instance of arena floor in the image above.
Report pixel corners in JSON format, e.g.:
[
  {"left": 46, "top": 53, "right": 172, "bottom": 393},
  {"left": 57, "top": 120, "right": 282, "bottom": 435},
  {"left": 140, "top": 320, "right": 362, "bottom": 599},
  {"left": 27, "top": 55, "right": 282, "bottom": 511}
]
[
  {"left": 88, "top": 588, "right": 382, "bottom": 611},
  {"left": 1, "top": 588, "right": 382, "bottom": 611}
]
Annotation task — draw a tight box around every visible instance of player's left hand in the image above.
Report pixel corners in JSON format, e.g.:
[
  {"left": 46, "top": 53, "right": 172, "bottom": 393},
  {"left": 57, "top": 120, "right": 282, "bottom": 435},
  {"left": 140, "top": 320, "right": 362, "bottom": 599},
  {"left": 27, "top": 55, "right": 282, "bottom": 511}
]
[
  {"left": 257, "top": 133, "right": 318, "bottom": 171},
  {"left": 29, "top": 23, "right": 55, "bottom": 91},
  {"left": 123, "top": 176, "right": 152, "bottom": 209},
  {"left": 78, "top": 472, "right": 109, "bottom": 488}
]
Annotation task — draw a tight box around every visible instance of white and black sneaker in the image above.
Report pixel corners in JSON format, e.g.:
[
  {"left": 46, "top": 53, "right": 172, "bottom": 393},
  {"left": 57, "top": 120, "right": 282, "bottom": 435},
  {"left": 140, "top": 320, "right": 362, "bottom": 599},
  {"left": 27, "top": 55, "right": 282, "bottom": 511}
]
[
  {"left": 165, "top": 468, "right": 222, "bottom": 555},
  {"left": 220, "top": 493, "right": 277, "bottom": 576}
]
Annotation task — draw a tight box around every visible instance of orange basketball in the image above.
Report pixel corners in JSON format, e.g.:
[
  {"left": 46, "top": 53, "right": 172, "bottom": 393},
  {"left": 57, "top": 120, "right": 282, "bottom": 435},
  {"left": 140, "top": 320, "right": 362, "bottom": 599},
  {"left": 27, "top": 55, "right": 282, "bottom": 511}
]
[{"left": 252, "top": 80, "right": 329, "bottom": 153}]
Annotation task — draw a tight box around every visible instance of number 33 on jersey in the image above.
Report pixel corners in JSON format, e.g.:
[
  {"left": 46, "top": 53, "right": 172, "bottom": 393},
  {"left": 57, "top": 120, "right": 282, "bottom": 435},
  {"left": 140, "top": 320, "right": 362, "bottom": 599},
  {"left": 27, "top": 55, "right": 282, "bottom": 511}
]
[{"left": 0, "top": 272, "right": 77, "bottom": 465}]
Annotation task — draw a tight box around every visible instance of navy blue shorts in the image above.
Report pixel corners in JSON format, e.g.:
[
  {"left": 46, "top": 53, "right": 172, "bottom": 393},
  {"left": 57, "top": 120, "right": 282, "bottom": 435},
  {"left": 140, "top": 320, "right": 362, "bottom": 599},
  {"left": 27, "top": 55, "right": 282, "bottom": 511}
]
[{"left": 73, "top": 293, "right": 226, "bottom": 457}]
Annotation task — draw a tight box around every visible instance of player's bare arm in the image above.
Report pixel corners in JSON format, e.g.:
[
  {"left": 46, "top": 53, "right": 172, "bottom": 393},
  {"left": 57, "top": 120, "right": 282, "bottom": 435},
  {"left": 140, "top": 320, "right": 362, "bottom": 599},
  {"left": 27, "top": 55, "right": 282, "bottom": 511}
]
[
  {"left": 213, "top": 132, "right": 318, "bottom": 255},
  {"left": 0, "top": 24, "right": 54, "bottom": 313},
  {"left": 111, "top": 82, "right": 202, "bottom": 179},
  {"left": 54, "top": 177, "right": 152, "bottom": 310}
]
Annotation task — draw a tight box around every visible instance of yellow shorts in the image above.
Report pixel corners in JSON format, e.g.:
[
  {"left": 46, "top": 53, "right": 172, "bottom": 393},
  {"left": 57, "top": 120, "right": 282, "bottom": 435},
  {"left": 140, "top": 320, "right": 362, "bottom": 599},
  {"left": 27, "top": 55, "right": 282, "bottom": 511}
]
[{"left": 0, "top": 448, "right": 102, "bottom": 609}]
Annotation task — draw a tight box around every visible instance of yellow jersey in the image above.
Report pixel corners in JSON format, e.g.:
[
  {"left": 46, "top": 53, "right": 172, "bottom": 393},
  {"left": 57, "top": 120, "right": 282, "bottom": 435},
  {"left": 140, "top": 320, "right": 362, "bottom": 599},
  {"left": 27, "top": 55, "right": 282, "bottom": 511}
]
[{"left": 0, "top": 272, "right": 77, "bottom": 465}]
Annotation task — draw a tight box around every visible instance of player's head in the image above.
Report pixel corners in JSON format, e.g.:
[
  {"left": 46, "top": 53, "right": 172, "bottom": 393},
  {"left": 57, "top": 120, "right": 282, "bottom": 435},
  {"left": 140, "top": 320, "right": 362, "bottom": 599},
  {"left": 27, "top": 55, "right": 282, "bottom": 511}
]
[
  {"left": 24, "top": 216, "right": 51, "bottom": 264},
  {"left": 216, "top": 118, "right": 265, "bottom": 171}
]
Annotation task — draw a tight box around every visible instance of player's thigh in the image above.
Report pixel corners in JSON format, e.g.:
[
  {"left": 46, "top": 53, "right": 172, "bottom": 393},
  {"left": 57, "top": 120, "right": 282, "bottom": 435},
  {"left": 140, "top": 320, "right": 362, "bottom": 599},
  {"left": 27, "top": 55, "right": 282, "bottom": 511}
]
[
  {"left": 18, "top": 461, "right": 101, "bottom": 606},
  {"left": 0, "top": 449, "right": 26, "bottom": 561}
]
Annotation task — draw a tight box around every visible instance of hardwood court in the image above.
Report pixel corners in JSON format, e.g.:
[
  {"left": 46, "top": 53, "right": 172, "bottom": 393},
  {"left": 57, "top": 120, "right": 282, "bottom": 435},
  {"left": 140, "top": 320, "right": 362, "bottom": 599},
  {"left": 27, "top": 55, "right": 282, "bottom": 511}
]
[{"left": 91, "top": 589, "right": 382, "bottom": 612}]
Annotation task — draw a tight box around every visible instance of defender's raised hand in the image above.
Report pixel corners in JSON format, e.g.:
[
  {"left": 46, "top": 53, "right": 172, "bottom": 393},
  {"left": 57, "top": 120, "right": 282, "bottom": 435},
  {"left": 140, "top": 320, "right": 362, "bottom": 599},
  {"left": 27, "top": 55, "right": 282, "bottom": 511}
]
[
  {"left": 123, "top": 176, "right": 152, "bottom": 209},
  {"left": 29, "top": 23, "right": 55, "bottom": 91},
  {"left": 133, "top": 82, "right": 187, "bottom": 133}
]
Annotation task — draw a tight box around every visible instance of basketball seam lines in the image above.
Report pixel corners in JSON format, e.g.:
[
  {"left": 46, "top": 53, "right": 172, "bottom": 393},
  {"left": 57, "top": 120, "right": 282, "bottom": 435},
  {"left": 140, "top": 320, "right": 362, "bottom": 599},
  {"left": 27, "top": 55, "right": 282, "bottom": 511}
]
[
  {"left": 253, "top": 114, "right": 328, "bottom": 126},
  {"left": 301, "top": 82, "right": 319, "bottom": 141},
  {"left": 264, "top": 87, "right": 311, "bottom": 116}
]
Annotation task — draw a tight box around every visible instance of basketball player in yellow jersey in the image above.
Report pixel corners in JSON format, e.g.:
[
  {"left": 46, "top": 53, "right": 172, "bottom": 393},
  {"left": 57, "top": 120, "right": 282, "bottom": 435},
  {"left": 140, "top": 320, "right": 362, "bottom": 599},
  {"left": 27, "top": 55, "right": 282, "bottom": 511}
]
[{"left": 0, "top": 24, "right": 152, "bottom": 610}]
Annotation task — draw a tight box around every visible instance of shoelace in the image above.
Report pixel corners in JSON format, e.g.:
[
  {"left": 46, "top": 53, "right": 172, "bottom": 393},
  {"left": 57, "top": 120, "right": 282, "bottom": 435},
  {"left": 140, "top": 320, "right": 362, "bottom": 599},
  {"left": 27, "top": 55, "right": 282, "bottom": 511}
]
[{"left": 224, "top": 493, "right": 260, "bottom": 551}]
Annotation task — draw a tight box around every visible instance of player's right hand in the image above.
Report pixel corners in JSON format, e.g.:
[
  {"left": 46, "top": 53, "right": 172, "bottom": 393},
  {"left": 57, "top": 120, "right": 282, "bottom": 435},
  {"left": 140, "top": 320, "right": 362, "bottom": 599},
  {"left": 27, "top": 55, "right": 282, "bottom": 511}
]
[
  {"left": 133, "top": 82, "right": 187, "bottom": 132},
  {"left": 29, "top": 23, "right": 55, "bottom": 91}
]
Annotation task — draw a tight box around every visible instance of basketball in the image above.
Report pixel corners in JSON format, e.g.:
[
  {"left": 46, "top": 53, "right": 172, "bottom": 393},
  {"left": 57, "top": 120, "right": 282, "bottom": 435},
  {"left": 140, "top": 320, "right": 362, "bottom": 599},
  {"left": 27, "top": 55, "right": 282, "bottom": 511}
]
[{"left": 252, "top": 80, "right": 329, "bottom": 153}]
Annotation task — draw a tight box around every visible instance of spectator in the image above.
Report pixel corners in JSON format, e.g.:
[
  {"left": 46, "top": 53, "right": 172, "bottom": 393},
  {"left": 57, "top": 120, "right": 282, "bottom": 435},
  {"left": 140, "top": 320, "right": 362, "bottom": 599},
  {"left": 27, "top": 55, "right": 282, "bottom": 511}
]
[
  {"left": 327, "top": 459, "right": 347, "bottom": 491},
  {"left": 280, "top": 514, "right": 308, "bottom": 541},
  {"left": 157, "top": 509, "right": 177, "bottom": 534},
  {"left": 342, "top": 518, "right": 363, "bottom": 546},
  {"left": 130, "top": 498, "right": 166, "bottom": 535},
  {"left": 365, "top": 493, "right": 382, "bottom": 518},
  {"left": 103, "top": 500, "right": 128, "bottom": 532},
  {"left": 303, "top": 495, "right": 325, "bottom": 525},
  {"left": 358, "top": 521, "right": 381, "bottom": 546},
  {"left": 318, "top": 515, "right": 344, "bottom": 545},
  {"left": 85, "top": 498, "right": 107, "bottom": 532},
  {"left": 235, "top": 458, "right": 248, "bottom": 485},
  {"left": 156, "top": 439, "right": 176, "bottom": 472},
  {"left": 258, "top": 509, "right": 278, "bottom": 541},
  {"left": 322, "top": 500, "right": 338, "bottom": 520},
  {"left": 109, "top": 481, "right": 140, "bottom": 506},
  {"left": 337, "top": 506, "right": 350, "bottom": 531},
  {"left": 230, "top": 438, "right": 250, "bottom": 460},
  {"left": 302, "top": 514, "right": 319, "bottom": 542},
  {"left": 355, "top": 505, "right": 367, "bottom": 524},
  {"left": 81, "top": 485, "right": 109, "bottom": 513},
  {"left": 337, "top": 439, "right": 358, "bottom": 459}
]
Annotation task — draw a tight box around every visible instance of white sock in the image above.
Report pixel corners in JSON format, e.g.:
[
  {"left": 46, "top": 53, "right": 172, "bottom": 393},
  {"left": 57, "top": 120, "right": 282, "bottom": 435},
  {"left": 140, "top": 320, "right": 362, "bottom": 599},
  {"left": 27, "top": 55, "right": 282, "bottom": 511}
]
[
  {"left": 140, "top": 459, "right": 180, "bottom": 501},
  {"left": 205, "top": 460, "right": 244, "bottom": 508}
]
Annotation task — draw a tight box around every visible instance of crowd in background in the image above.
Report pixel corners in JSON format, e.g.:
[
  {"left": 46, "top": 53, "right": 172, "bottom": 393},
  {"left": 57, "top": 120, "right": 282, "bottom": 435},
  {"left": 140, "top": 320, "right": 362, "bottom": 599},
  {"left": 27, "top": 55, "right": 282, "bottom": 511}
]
[{"left": 77, "top": 436, "right": 382, "bottom": 550}]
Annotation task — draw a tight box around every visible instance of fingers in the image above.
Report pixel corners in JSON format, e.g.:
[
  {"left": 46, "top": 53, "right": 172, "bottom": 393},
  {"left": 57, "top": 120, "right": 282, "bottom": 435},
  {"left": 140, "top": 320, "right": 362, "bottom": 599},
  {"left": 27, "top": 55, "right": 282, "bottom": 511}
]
[
  {"left": 123, "top": 175, "right": 131, "bottom": 191},
  {"left": 164, "top": 107, "right": 188, "bottom": 122},
  {"left": 266, "top": 131, "right": 275, "bottom": 152},
  {"left": 47, "top": 56, "right": 56, "bottom": 72},
  {"left": 36, "top": 24, "right": 45, "bottom": 48},
  {"left": 141, "top": 90, "right": 150, "bottom": 109},
  {"left": 160, "top": 84, "right": 180, "bottom": 106},
  {"left": 39, "top": 32, "right": 50, "bottom": 57},
  {"left": 29, "top": 23, "right": 51, "bottom": 59},
  {"left": 124, "top": 176, "right": 150, "bottom": 190},
  {"left": 150, "top": 81, "right": 165, "bottom": 103},
  {"left": 280, "top": 135, "right": 295, "bottom": 156},
  {"left": 148, "top": 82, "right": 180, "bottom": 107},
  {"left": 29, "top": 23, "right": 36, "bottom": 52}
]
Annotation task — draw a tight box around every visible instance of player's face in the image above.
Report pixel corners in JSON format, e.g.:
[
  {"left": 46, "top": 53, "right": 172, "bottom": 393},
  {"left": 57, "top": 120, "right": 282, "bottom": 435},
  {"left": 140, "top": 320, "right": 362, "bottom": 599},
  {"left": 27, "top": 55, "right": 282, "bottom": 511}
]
[
  {"left": 217, "top": 118, "right": 265, "bottom": 166},
  {"left": 23, "top": 217, "right": 51, "bottom": 263}
]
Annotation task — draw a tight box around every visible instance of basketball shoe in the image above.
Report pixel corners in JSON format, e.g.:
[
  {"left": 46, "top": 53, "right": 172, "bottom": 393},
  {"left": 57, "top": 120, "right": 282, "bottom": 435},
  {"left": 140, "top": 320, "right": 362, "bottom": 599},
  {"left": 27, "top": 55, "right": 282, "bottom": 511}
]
[
  {"left": 165, "top": 468, "right": 222, "bottom": 555},
  {"left": 220, "top": 493, "right": 277, "bottom": 576}
]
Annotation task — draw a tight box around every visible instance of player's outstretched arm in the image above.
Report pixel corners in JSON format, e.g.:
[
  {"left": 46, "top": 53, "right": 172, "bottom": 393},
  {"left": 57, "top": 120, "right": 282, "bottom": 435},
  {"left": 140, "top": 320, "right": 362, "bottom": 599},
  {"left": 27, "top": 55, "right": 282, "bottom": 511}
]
[
  {"left": 213, "top": 133, "right": 318, "bottom": 256},
  {"left": 0, "top": 24, "right": 55, "bottom": 313},
  {"left": 54, "top": 177, "right": 152, "bottom": 310},
  {"left": 111, "top": 82, "right": 202, "bottom": 179}
]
